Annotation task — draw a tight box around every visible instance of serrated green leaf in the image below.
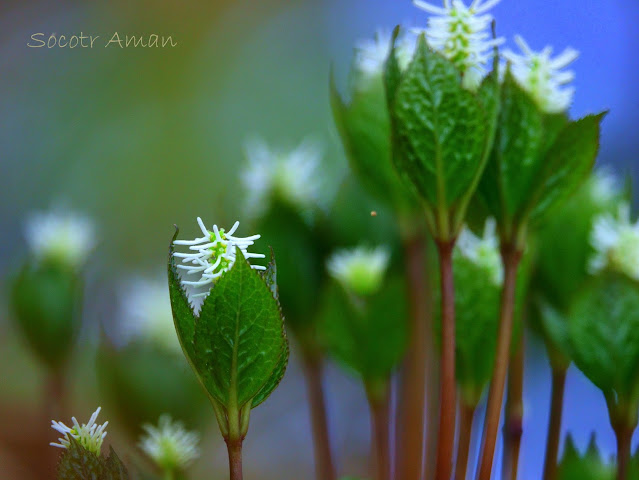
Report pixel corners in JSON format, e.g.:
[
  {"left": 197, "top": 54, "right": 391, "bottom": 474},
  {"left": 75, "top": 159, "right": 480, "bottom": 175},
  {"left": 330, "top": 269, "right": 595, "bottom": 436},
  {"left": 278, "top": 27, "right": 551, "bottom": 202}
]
[
  {"left": 103, "top": 447, "right": 129, "bottom": 480},
  {"left": 168, "top": 228, "right": 198, "bottom": 363},
  {"left": 383, "top": 26, "right": 403, "bottom": 111},
  {"left": 528, "top": 113, "right": 605, "bottom": 222},
  {"left": 558, "top": 433, "right": 614, "bottom": 480},
  {"left": 389, "top": 36, "right": 487, "bottom": 226},
  {"left": 192, "top": 253, "right": 288, "bottom": 409},
  {"left": 251, "top": 337, "right": 289, "bottom": 408},
  {"left": 569, "top": 274, "right": 639, "bottom": 400},
  {"left": 320, "top": 276, "right": 408, "bottom": 382},
  {"left": 57, "top": 438, "right": 102, "bottom": 480},
  {"left": 330, "top": 65, "right": 416, "bottom": 214}
]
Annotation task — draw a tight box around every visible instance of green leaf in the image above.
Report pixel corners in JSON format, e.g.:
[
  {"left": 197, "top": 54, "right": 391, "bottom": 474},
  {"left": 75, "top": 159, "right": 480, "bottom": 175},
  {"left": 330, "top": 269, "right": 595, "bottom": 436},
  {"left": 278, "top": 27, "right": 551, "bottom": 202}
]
[
  {"left": 557, "top": 433, "right": 614, "bottom": 480},
  {"left": 191, "top": 252, "right": 288, "bottom": 409},
  {"left": 528, "top": 113, "right": 605, "bottom": 222},
  {"left": 569, "top": 274, "right": 639, "bottom": 401},
  {"left": 10, "top": 259, "right": 82, "bottom": 370},
  {"left": 387, "top": 35, "right": 487, "bottom": 237},
  {"left": 103, "top": 447, "right": 129, "bottom": 480},
  {"left": 320, "top": 275, "right": 408, "bottom": 383},
  {"left": 330, "top": 65, "right": 416, "bottom": 214},
  {"left": 57, "top": 438, "right": 129, "bottom": 480}
]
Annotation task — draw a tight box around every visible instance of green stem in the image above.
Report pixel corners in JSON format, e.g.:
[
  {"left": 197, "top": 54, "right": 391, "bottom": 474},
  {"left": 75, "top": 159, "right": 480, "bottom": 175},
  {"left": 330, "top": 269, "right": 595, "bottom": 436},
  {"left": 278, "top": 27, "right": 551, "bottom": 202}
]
[
  {"left": 163, "top": 469, "right": 176, "bottom": 480},
  {"left": 302, "top": 354, "right": 337, "bottom": 480},
  {"left": 502, "top": 336, "right": 524, "bottom": 480},
  {"left": 542, "top": 368, "right": 567, "bottom": 480},
  {"left": 367, "top": 380, "right": 391, "bottom": 480},
  {"left": 435, "top": 240, "right": 457, "bottom": 480},
  {"left": 396, "top": 232, "right": 435, "bottom": 480},
  {"left": 455, "top": 401, "right": 477, "bottom": 480},
  {"left": 476, "top": 244, "right": 522, "bottom": 480}
]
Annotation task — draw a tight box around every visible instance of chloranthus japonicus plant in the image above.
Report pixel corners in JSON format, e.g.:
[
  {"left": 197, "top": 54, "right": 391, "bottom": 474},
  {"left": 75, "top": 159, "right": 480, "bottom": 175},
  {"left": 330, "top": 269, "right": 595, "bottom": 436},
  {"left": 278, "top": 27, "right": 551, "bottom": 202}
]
[{"left": 169, "top": 218, "right": 288, "bottom": 480}]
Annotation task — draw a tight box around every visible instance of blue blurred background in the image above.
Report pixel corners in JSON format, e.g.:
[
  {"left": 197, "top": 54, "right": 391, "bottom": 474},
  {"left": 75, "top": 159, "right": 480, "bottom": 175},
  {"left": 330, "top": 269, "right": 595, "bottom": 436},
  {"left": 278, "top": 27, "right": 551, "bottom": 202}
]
[{"left": 1, "top": 0, "right": 638, "bottom": 479}]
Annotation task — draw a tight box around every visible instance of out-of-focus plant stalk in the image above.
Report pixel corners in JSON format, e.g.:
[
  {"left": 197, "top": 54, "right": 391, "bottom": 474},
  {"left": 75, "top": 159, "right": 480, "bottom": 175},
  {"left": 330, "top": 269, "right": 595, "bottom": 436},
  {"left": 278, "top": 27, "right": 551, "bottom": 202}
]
[
  {"left": 502, "top": 336, "right": 524, "bottom": 480},
  {"left": 302, "top": 353, "right": 336, "bottom": 480},
  {"left": 367, "top": 381, "right": 391, "bottom": 480},
  {"left": 614, "top": 424, "right": 633, "bottom": 480},
  {"left": 477, "top": 244, "right": 522, "bottom": 480},
  {"left": 435, "top": 240, "right": 457, "bottom": 480},
  {"left": 396, "top": 231, "right": 436, "bottom": 480},
  {"left": 542, "top": 367, "right": 567, "bottom": 480},
  {"left": 455, "top": 401, "right": 476, "bottom": 480}
]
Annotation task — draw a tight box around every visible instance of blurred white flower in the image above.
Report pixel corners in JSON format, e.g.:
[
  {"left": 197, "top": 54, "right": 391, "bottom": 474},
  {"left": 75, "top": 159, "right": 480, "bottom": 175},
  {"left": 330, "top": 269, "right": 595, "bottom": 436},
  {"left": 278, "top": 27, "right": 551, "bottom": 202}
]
[
  {"left": 119, "top": 276, "right": 181, "bottom": 354},
  {"left": 503, "top": 35, "right": 578, "bottom": 113},
  {"left": 588, "top": 168, "right": 621, "bottom": 207},
  {"left": 139, "top": 415, "right": 199, "bottom": 473},
  {"left": 242, "top": 138, "right": 325, "bottom": 219},
  {"left": 457, "top": 218, "right": 503, "bottom": 286},
  {"left": 589, "top": 203, "right": 639, "bottom": 280},
  {"left": 25, "top": 207, "right": 96, "bottom": 269},
  {"left": 173, "top": 217, "right": 265, "bottom": 297},
  {"left": 413, "top": 0, "right": 504, "bottom": 90},
  {"left": 327, "top": 246, "right": 390, "bottom": 296},
  {"left": 51, "top": 407, "right": 108, "bottom": 456},
  {"left": 353, "top": 29, "right": 417, "bottom": 80}
]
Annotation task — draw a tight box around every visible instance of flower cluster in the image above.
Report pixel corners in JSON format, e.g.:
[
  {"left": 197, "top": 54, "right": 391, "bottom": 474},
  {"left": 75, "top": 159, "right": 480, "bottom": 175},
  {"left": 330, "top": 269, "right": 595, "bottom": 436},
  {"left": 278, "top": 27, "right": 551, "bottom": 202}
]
[
  {"left": 25, "top": 207, "right": 96, "bottom": 269},
  {"left": 456, "top": 219, "right": 503, "bottom": 286},
  {"left": 503, "top": 35, "right": 578, "bottom": 113},
  {"left": 327, "top": 246, "right": 390, "bottom": 296},
  {"left": 119, "top": 276, "right": 181, "bottom": 353},
  {"left": 413, "top": 0, "right": 504, "bottom": 89},
  {"left": 353, "top": 29, "right": 417, "bottom": 80},
  {"left": 242, "top": 138, "right": 325, "bottom": 220},
  {"left": 173, "top": 218, "right": 265, "bottom": 296},
  {"left": 139, "top": 415, "right": 200, "bottom": 472},
  {"left": 589, "top": 203, "right": 639, "bottom": 281},
  {"left": 51, "top": 407, "right": 108, "bottom": 456}
]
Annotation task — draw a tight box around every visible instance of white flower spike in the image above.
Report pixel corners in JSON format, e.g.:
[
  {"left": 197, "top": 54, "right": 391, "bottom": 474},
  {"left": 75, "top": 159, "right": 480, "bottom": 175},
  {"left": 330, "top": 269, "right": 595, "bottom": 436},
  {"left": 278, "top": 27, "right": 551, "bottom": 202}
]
[
  {"left": 456, "top": 218, "right": 503, "bottom": 286},
  {"left": 50, "top": 407, "right": 108, "bottom": 456},
  {"left": 589, "top": 203, "right": 639, "bottom": 281},
  {"left": 503, "top": 35, "right": 578, "bottom": 113},
  {"left": 119, "top": 276, "right": 181, "bottom": 353},
  {"left": 242, "top": 138, "right": 325, "bottom": 220},
  {"left": 173, "top": 218, "right": 265, "bottom": 297},
  {"left": 354, "top": 29, "right": 417, "bottom": 80},
  {"left": 327, "top": 246, "right": 390, "bottom": 296},
  {"left": 589, "top": 168, "right": 621, "bottom": 207},
  {"left": 413, "top": 0, "right": 504, "bottom": 90},
  {"left": 139, "top": 415, "right": 200, "bottom": 472},
  {"left": 25, "top": 207, "right": 96, "bottom": 269}
]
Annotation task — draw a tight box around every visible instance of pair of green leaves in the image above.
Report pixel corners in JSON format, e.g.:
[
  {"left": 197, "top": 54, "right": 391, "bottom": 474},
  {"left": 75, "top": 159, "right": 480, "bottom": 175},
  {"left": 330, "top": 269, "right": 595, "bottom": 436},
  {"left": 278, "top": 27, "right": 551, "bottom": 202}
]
[
  {"left": 478, "top": 70, "right": 605, "bottom": 245},
  {"left": 319, "top": 275, "right": 408, "bottom": 398},
  {"left": 10, "top": 258, "right": 82, "bottom": 370},
  {"left": 384, "top": 32, "right": 499, "bottom": 240},
  {"left": 57, "top": 438, "right": 128, "bottom": 480},
  {"left": 168, "top": 229, "right": 288, "bottom": 439},
  {"left": 568, "top": 273, "right": 639, "bottom": 426}
]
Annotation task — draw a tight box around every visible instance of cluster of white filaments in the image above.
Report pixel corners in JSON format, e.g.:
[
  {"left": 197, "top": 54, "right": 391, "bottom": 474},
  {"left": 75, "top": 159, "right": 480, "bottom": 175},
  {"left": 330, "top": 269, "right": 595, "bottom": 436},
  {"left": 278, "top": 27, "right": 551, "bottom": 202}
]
[
  {"left": 589, "top": 169, "right": 620, "bottom": 207},
  {"left": 413, "top": 0, "right": 504, "bottom": 89},
  {"left": 139, "top": 415, "right": 200, "bottom": 472},
  {"left": 456, "top": 218, "right": 503, "bottom": 286},
  {"left": 119, "top": 277, "right": 181, "bottom": 353},
  {"left": 25, "top": 207, "right": 96, "bottom": 269},
  {"left": 173, "top": 218, "right": 265, "bottom": 296},
  {"left": 51, "top": 407, "right": 108, "bottom": 456},
  {"left": 327, "top": 246, "right": 390, "bottom": 296},
  {"left": 503, "top": 35, "right": 578, "bottom": 113},
  {"left": 242, "top": 138, "right": 325, "bottom": 219},
  {"left": 354, "top": 29, "right": 417, "bottom": 79},
  {"left": 589, "top": 203, "right": 639, "bottom": 281}
]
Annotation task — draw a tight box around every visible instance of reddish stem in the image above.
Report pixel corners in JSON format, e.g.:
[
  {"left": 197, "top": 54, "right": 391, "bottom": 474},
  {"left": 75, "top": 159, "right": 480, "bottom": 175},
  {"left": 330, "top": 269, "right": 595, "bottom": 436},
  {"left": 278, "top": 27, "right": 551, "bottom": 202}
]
[
  {"left": 476, "top": 245, "right": 522, "bottom": 480},
  {"left": 614, "top": 425, "right": 633, "bottom": 480},
  {"left": 435, "top": 240, "right": 457, "bottom": 480},
  {"left": 226, "top": 438, "right": 243, "bottom": 480},
  {"left": 455, "top": 402, "right": 477, "bottom": 480},
  {"left": 502, "top": 336, "right": 524, "bottom": 480},
  {"left": 368, "top": 384, "right": 391, "bottom": 480},
  {"left": 542, "top": 367, "right": 567, "bottom": 480}
]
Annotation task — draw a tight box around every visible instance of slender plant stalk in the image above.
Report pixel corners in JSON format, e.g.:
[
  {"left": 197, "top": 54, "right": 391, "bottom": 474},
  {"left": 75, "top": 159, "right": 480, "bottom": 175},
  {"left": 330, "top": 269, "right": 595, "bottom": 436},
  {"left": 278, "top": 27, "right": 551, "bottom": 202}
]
[
  {"left": 614, "top": 424, "right": 633, "bottom": 480},
  {"left": 476, "top": 245, "right": 522, "bottom": 480},
  {"left": 368, "top": 383, "right": 392, "bottom": 480},
  {"left": 455, "top": 402, "right": 477, "bottom": 480},
  {"left": 396, "top": 232, "right": 436, "bottom": 480},
  {"left": 302, "top": 354, "right": 337, "bottom": 480},
  {"left": 542, "top": 367, "right": 567, "bottom": 480},
  {"left": 226, "top": 438, "right": 243, "bottom": 480},
  {"left": 45, "top": 367, "right": 67, "bottom": 479},
  {"left": 435, "top": 240, "right": 457, "bottom": 480},
  {"left": 502, "top": 336, "right": 524, "bottom": 480}
]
